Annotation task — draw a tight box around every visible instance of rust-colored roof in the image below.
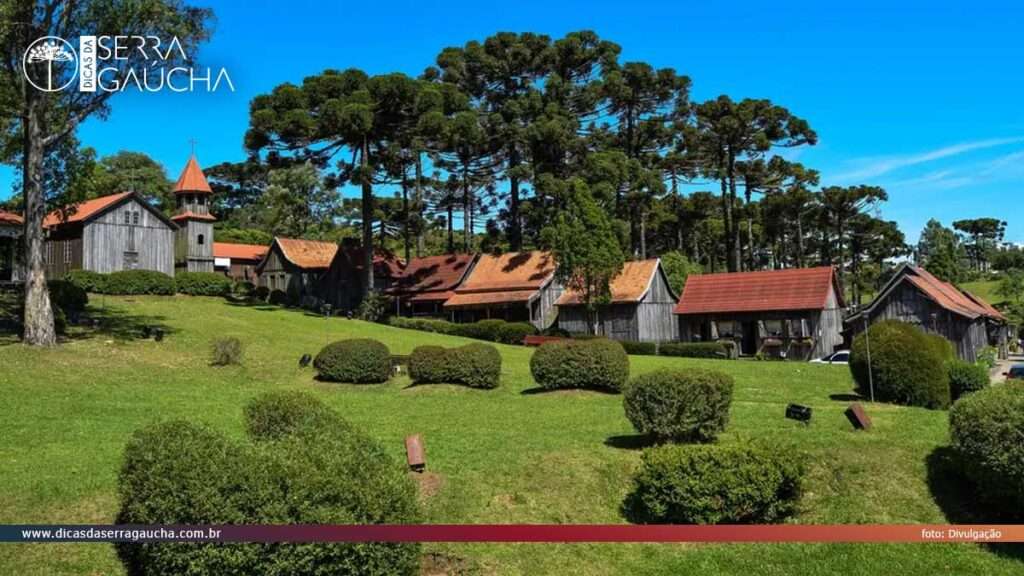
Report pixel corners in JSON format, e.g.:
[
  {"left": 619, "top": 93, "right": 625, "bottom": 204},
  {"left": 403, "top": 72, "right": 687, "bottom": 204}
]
[
  {"left": 0, "top": 210, "right": 22, "bottom": 226},
  {"left": 444, "top": 251, "right": 556, "bottom": 308},
  {"left": 213, "top": 242, "right": 267, "bottom": 262},
  {"left": 44, "top": 192, "right": 133, "bottom": 228},
  {"left": 902, "top": 266, "right": 1004, "bottom": 321},
  {"left": 408, "top": 290, "right": 456, "bottom": 303},
  {"left": 674, "top": 266, "right": 841, "bottom": 315},
  {"left": 557, "top": 259, "right": 662, "bottom": 306},
  {"left": 171, "top": 210, "right": 217, "bottom": 222},
  {"left": 332, "top": 246, "right": 405, "bottom": 278},
  {"left": 963, "top": 290, "right": 1007, "bottom": 322},
  {"left": 172, "top": 155, "right": 212, "bottom": 194},
  {"left": 274, "top": 237, "right": 338, "bottom": 270},
  {"left": 389, "top": 254, "right": 475, "bottom": 296}
]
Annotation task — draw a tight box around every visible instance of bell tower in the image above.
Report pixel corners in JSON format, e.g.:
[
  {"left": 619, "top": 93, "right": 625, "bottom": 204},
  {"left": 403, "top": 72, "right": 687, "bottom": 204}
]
[{"left": 171, "top": 153, "right": 215, "bottom": 273}]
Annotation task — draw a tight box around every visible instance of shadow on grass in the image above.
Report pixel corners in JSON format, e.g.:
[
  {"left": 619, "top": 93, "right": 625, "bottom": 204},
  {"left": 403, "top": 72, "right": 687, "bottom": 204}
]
[
  {"left": 604, "top": 434, "right": 655, "bottom": 450},
  {"left": 66, "top": 305, "right": 177, "bottom": 342},
  {"left": 926, "top": 446, "right": 1024, "bottom": 562},
  {"left": 829, "top": 393, "right": 863, "bottom": 402},
  {"left": 521, "top": 386, "right": 620, "bottom": 396}
]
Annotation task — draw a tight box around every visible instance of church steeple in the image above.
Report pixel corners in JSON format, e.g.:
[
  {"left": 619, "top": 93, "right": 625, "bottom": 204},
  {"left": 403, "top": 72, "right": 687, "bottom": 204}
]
[
  {"left": 172, "top": 151, "right": 216, "bottom": 273},
  {"left": 172, "top": 155, "right": 215, "bottom": 223},
  {"left": 173, "top": 155, "right": 213, "bottom": 195}
]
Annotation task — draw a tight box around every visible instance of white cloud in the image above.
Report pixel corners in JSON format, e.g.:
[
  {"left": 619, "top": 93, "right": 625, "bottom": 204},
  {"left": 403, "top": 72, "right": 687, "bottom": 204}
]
[{"left": 830, "top": 137, "right": 1024, "bottom": 183}]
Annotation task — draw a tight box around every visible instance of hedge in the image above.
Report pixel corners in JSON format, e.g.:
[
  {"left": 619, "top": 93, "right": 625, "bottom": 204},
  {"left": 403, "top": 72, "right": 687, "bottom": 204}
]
[
  {"left": 268, "top": 289, "right": 289, "bottom": 306},
  {"left": 252, "top": 285, "right": 270, "bottom": 301},
  {"left": 623, "top": 369, "right": 734, "bottom": 443},
  {"left": 455, "top": 318, "right": 506, "bottom": 341},
  {"left": 849, "top": 320, "right": 950, "bottom": 409},
  {"left": 175, "top": 271, "right": 233, "bottom": 296},
  {"left": 104, "top": 270, "right": 176, "bottom": 295},
  {"left": 620, "top": 341, "right": 658, "bottom": 356},
  {"left": 949, "top": 382, "right": 1024, "bottom": 517},
  {"left": 244, "top": 390, "right": 352, "bottom": 442},
  {"left": 530, "top": 338, "right": 629, "bottom": 392},
  {"left": 924, "top": 333, "right": 956, "bottom": 363},
  {"left": 625, "top": 443, "right": 804, "bottom": 524},
  {"left": 388, "top": 316, "right": 458, "bottom": 335},
  {"left": 389, "top": 316, "right": 537, "bottom": 345},
  {"left": 948, "top": 360, "right": 989, "bottom": 402},
  {"left": 314, "top": 339, "right": 392, "bottom": 383},
  {"left": 64, "top": 269, "right": 108, "bottom": 293},
  {"left": 408, "top": 343, "right": 501, "bottom": 389},
  {"left": 659, "top": 342, "right": 728, "bottom": 359},
  {"left": 494, "top": 322, "right": 537, "bottom": 344}
]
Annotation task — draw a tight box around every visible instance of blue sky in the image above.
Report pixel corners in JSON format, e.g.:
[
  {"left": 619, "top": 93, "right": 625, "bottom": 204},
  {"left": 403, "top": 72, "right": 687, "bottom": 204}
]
[{"left": 3, "top": 0, "right": 1023, "bottom": 242}]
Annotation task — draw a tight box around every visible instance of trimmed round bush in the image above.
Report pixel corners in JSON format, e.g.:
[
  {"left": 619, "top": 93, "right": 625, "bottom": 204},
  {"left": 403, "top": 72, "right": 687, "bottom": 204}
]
[
  {"left": 408, "top": 345, "right": 450, "bottom": 384},
  {"left": 314, "top": 339, "right": 392, "bottom": 383},
  {"left": 625, "top": 443, "right": 804, "bottom": 524},
  {"left": 454, "top": 318, "right": 506, "bottom": 341},
  {"left": 244, "top": 390, "right": 351, "bottom": 442},
  {"left": 210, "top": 336, "right": 243, "bottom": 366},
  {"left": 950, "top": 382, "right": 1024, "bottom": 516},
  {"left": 623, "top": 369, "right": 734, "bottom": 442},
  {"left": 849, "top": 320, "right": 950, "bottom": 409},
  {"left": 659, "top": 342, "right": 727, "bottom": 359},
  {"left": 48, "top": 279, "right": 87, "bottom": 315},
  {"left": 948, "top": 360, "right": 989, "bottom": 401},
  {"left": 104, "top": 269, "right": 175, "bottom": 295},
  {"left": 924, "top": 333, "right": 956, "bottom": 363},
  {"left": 530, "top": 338, "right": 629, "bottom": 392},
  {"left": 495, "top": 321, "right": 537, "bottom": 345},
  {"left": 267, "top": 289, "right": 289, "bottom": 306},
  {"left": 64, "top": 269, "right": 107, "bottom": 293},
  {"left": 175, "top": 271, "right": 233, "bottom": 296},
  {"left": 252, "top": 285, "right": 270, "bottom": 301},
  {"left": 447, "top": 343, "right": 502, "bottom": 389},
  {"left": 620, "top": 341, "right": 658, "bottom": 356}
]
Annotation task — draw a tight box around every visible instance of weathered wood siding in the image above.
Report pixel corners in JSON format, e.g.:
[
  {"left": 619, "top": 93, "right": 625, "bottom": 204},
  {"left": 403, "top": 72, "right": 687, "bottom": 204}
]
[
  {"left": 559, "top": 267, "right": 678, "bottom": 342},
  {"left": 257, "top": 246, "right": 326, "bottom": 306},
  {"left": 637, "top": 268, "right": 679, "bottom": 342},
  {"left": 815, "top": 286, "right": 844, "bottom": 358},
  {"left": 42, "top": 236, "right": 82, "bottom": 279},
  {"left": 175, "top": 220, "right": 214, "bottom": 273},
  {"left": 532, "top": 278, "right": 563, "bottom": 330},
  {"left": 81, "top": 199, "right": 174, "bottom": 275}
]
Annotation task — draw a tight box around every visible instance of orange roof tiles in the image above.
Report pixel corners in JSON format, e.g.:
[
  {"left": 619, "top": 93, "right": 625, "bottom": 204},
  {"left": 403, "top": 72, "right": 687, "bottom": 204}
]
[
  {"left": 557, "top": 259, "right": 661, "bottom": 306},
  {"left": 172, "top": 155, "right": 212, "bottom": 194},
  {"left": 43, "top": 192, "right": 133, "bottom": 227},
  {"left": 213, "top": 242, "right": 267, "bottom": 262},
  {"left": 389, "top": 254, "right": 475, "bottom": 296},
  {"left": 0, "top": 210, "right": 22, "bottom": 226},
  {"left": 674, "top": 266, "right": 841, "bottom": 315},
  {"left": 964, "top": 290, "right": 1007, "bottom": 322},
  {"left": 274, "top": 237, "right": 338, "bottom": 270},
  {"left": 902, "top": 266, "right": 1004, "bottom": 321},
  {"left": 171, "top": 211, "right": 217, "bottom": 222},
  {"left": 444, "top": 251, "right": 556, "bottom": 308}
]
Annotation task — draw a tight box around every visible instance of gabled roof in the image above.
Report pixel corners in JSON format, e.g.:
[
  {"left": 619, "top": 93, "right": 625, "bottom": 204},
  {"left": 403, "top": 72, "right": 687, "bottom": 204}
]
[
  {"left": 388, "top": 254, "right": 476, "bottom": 301},
  {"left": 860, "top": 264, "right": 1005, "bottom": 322},
  {"left": 557, "top": 259, "right": 670, "bottom": 306},
  {"left": 172, "top": 155, "right": 212, "bottom": 194},
  {"left": 43, "top": 192, "right": 176, "bottom": 229},
  {"left": 444, "top": 251, "right": 556, "bottom": 308},
  {"left": 213, "top": 242, "right": 268, "bottom": 262},
  {"left": 265, "top": 237, "right": 338, "bottom": 270},
  {"left": 674, "top": 266, "right": 842, "bottom": 315},
  {"left": 0, "top": 210, "right": 22, "bottom": 226}
]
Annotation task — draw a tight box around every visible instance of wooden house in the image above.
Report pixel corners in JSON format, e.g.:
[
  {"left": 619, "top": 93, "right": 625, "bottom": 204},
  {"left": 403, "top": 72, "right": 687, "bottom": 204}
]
[
  {"left": 213, "top": 242, "right": 267, "bottom": 283},
  {"left": 556, "top": 259, "right": 679, "bottom": 342},
  {"left": 323, "top": 244, "right": 405, "bottom": 312},
  {"left": 386, "top": 253, "right": 476, "bottom": 317},
  {"left": 845, "top": 264, "right": 1007, "bottom": 361},
  {"left": 43, "top": 192, "right": 177, "bottom": 278},
  {"left": 0, "top": 210, "right": 22, "bottom": 283},
  {"left": 443, "top": 251, "right": 562, "bottom": 329},
  {"left": 256, "top": 237, "right": 338, "bottom": 306},
  {"left": 674, "top": 266, "right": 845, "bottom": 360},
  {"left": 170, "top": 155, "right": 216, "bottom": 273}
]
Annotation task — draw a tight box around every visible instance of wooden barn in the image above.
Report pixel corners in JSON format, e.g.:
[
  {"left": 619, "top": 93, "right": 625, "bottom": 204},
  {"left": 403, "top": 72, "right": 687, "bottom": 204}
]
[
  {"left": 674, "top": 266, "right": 845, "bottom": 360},
  {"left": 846, "top": 264, "right": 1007, "bottom": 362},
  {"left": 256, "top": 237, "right": 338, "bottom": 306},
  {"left": 443, "top": 251, "right": 562, "bottom": 329},
  {"left": 213, "top": 242, "right": 267, "bottom": 283},
  {"left": 386, "top": 253, "right": 476, "bottom": 317},
  {"left": 323, "top": 244, "right": 405, "bottom": 312},
  {"left": 43, "top": 192, "right": 177, "bottom": 278},
  {"left": 556, "top": 258, "right": 679, "bottom": 342},
  {"left": 0, "top": 210, "right": 22, "bottom": 283}
]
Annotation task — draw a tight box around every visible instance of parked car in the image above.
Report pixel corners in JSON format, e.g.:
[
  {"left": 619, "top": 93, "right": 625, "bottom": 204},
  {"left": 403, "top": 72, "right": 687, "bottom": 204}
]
[
  {"left": 1004, "top": 365, "right": 1024, "bottom": 380},
  {"left": 810, "top": 350, "right": 850, "bottom": 365}
]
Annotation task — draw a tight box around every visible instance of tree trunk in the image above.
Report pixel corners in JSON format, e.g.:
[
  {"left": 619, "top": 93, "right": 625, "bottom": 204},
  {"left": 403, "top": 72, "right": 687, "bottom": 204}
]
[
  {"left": 462, "top": 173, "right": 471, "bottom": 253},
  {"left": 21, "top": 97, "right": 56, "bottom": 346},
  {"left": 414, "top": 153, "right": 424, "bottom": 257},
  {"left": 727, "top": 159, "right": 741, "bottom": 271},
  {"left": 360, "top": 137, "right": 374, "bottom": 294},
  {"left": 639, "top": 211, "right": 647, "bottom": 260},
  {"left": 796, "top": 216, "right": 805, "bottom": 268},
  {"left": 508, "top": 147, "right": 522, "bottom": 251},
  {"left": 446, "top": 203, "right": 454, "bottom": 253},
  {"left": 721, "top": 174, "right": 736, "bottom": 272},
  {"left": 401, "top": 167, "right": 410, "bottom": 264}
]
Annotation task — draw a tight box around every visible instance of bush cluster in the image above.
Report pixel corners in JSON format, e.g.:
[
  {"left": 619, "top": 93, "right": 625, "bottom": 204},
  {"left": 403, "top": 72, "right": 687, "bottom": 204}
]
[
  {"left": 924, "top": 333, "right": 956, "bottom": 363},
  {"left": 530, "top": 338, "right": 629, "bottom": 392},
  {"left": 106, "top": 270, "right": 177, "bottom": 295},
  {"left": 116, "top": 392, "right": 420, "bottom": 575},
  {"left": 210, "top": 337, "right": 243, "bottom": 366},
  {"left": 949, "top": 382, "right": 1024, "bottom": 517},
  {"left": 314, "top": 339, "right": 392, "bottom": 383},
  {"left": 623, "top": 369, "right": 734, "bottom": 443},
  {"left": 252, "top": 285, "right": 270, "bottom": 301},
  {"left": 408, "top": 343, "right": 502, "bottom": 389},
  {"left": 176, "top": 272, "right": 233, "bottom": 296},
  {"left": 64, "top": 269, "right": 108, "bottom": 293},
  {"left": 659, "top": 342, "right": 728, "bottom": 359},
  {"left": 625, "top": 443, "right": 804, "bottom": 524},
  {"left": 388, "top": 316, "right": 537, "bottom": 344},
  {"left": 494, "top": 322, "right": 538, "bottom": 344},
  {"left": 620, "top": 341, "right": 658, "bottom": 356},
  {"left": 947, "top": 360, "right": 989, "bottom": 402},
  {"left": 267, "top": 289, "right": 289, "bottom": 306},
  {"left": 849, "top": 320, "right": 950, "bottom": 409}
]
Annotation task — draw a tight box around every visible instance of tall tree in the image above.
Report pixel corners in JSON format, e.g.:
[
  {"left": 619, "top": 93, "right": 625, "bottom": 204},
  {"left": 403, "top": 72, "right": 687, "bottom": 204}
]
[
  {"left": 952, "top": 217, "right": 1006, "bottom": 272},
  {"left": 817, "top": 185, "right": 888, "bottom": 287},
  {"left": 91, "top": 151, "right": 173, "bottom": 211},
  {"left": 917, "top": 219, "right": 964, "bottom": 283},
  {"left": 0, "top": 0, "right": 212, "bottom": 346},
  {"left": 254, "top": 162, "right": 339, "bottom": 239}
]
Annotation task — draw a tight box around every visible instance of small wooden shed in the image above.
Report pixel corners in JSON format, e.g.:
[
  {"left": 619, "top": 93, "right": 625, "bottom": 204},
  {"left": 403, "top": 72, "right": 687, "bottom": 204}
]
[
  {"left": 323, "top": 244, "right": 405, "bottom": 312},
  {"left": 213, "top": 242, "right": 268, "bottom": 283},
  {"left": 256, "top": 237, "right": 337, "bottom": 306},
  {"left": 443, "top": 251, "right": 562, "bottom": 329},
  {"left": 556, "top": 259, "right": 679, "bottom": 342},
  {"left": 674, "top": 266, "right": 845, "bottom": 360},
  {"left": 845, "top": 264, "right": 1007, "bottom": 362},
  {"left": 387, "top": 253, "right": 477, "bottom": 317}
]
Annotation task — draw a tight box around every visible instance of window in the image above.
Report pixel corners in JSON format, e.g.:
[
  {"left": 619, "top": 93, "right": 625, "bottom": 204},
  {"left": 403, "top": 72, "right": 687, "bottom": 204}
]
[
  {"left": 132, "top": 211, "right": 140, "bottom": 225},
  {"left": 765, "top": 319, "right": 783, "bottom": 337},
  {"left": 63, "top": 242, "right": 72, "bottom": 264},
  {"left": 123, "top": 211, "right": 130, "bottom": 225},
  {"left": 197, "top": 234, "right": 205, "bottom": 245},
  {"left": 716, "top": 321, "right": 736, "bottom": 337}
]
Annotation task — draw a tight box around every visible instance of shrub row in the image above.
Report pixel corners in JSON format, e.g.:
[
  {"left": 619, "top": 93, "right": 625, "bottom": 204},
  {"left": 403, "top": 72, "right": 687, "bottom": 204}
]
[
  {"left": 66, "top": 269, "right": 235, "bottom": 296},
  {"left": 175, "top": 272, "right": 233, "bottom": 296},
  {"left": 530, "top": 338, "right": 629, "bottom": 392},
  {"left": 408, "top": 343, "right": 502, "bottom": 389},
  {"left": 314, "top": 339, "right": 393, "bottom": 383},
  {"left": 615, "top": 340, "right": 730, "bottom": 359},
  {"left": 116, "top": 391, "right": 420, "bottom": 574},
  {"left": 624, "top": 369, "right": 734, "bottom": 443},
  {"left": 388, "top": 316, "right": 537, "bottom": 344},
  {"left": 947, "top": 360, "right": 989, "bottom": 402}
]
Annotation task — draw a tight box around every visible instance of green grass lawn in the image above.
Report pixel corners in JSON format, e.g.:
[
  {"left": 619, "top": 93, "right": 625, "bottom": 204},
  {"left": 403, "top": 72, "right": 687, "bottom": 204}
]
[
  {"left": 0, "top": 295, "right": 1021, "bottom": 575},
  {"left": 961, "top": 279, "right": 1003, "bottom": 305}
]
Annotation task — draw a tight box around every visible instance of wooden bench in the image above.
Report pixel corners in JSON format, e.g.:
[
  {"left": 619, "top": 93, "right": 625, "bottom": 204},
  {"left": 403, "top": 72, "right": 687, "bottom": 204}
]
[{"left": 522, "top": 335, "right": 567, "bottom": 347}]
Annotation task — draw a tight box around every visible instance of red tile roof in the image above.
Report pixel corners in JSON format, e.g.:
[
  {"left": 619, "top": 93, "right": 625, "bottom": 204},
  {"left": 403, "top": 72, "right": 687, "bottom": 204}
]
[
  {"left": 172, "top": 155, "right": 212, "bottom": 194},
  {"left": 332, "top": 246, "right": 405, "bottom": 278},
  {"left": 444, "top": 251, "right": 556, "bottom": 308},
  {"left": 902, "top": 266, "right": 1004, "bottom": 321},
  {"left": 274, "top": 237, "right": 338, "bottom": 270},
  {"left": 963, "top": 290, "right": 1007, "bottom": 322},
  {"left": 557, "top": 259, "right": 662, "bottom": 306},
  {"left": 674, "top": 266, "right": 841, "bottom": 315},
  {"left": 213, "top": 242, "right": 267, "bottom": 262},
  {"left": 171, "top": 210, "right": 217, "bottom": 222},
  {"left": 0, "top": 210, "right": 22, "bottom": 226},
  {"left": 43, "top": 192, "right": 133, "bottom": 228},
  {"left": 388, "top": 254, "right": 475, "bottom": 296}
]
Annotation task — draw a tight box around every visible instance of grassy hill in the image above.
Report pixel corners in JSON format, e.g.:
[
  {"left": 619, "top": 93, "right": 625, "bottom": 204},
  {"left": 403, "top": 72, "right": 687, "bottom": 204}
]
[
  {"left": 961, "top": 279, "right": 1003, "bottom": 305},
  {"left": 0, "top": 296, "right": 1020, "bottom": 575}
]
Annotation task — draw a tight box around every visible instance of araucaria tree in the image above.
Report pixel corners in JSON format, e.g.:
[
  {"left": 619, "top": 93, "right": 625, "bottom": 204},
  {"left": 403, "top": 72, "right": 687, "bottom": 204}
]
[{"left": 0, "top": 0, "right": 212, "bottom": 346}]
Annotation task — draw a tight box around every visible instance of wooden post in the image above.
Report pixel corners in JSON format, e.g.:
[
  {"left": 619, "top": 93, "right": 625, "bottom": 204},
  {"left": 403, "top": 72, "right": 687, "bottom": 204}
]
[{"left": 405, "top": 434, "right": 425, "bottom": 472}]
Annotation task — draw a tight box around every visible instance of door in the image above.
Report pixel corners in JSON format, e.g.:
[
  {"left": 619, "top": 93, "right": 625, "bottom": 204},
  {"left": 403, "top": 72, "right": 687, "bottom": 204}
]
[
  {"left": 742, "top": 321, "right": 758, "bottom": 355},
  {"left": 124, "top": 251, "right": 139, "bottom": 270}
]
